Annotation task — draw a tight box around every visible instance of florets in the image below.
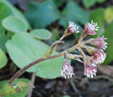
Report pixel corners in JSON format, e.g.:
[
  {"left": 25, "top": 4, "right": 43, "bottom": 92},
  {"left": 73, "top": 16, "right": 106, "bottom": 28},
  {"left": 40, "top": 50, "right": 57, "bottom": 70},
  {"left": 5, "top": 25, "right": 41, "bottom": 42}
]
[
  {"left": 68, "top": 21, "right": 79, "bottom": 33},
  {"left": 85, "top": 20, "right": 99, "bottom": 35},
  {"left": 61, "top": 59, "right": 75, "bottom": 79}
]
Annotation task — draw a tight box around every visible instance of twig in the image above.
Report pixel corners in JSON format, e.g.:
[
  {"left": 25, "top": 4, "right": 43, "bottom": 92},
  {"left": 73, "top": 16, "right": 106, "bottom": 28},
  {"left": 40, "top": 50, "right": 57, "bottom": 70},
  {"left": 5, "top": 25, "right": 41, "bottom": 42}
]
[{"left": 27, "top": 73, "right": 36, "bottom": 97}]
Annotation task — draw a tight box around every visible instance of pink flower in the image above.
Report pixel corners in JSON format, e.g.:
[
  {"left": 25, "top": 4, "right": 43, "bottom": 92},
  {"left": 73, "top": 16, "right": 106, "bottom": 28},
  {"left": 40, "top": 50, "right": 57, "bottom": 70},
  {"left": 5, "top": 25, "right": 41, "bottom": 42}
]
[
  {"left": 85, "top": 20, "right": 99, "bottom": 35},
  {"left": 61, "top": 59, "right": 75, "bottom": 79},
  {"left": 84, "top": 65, "right": 97, "bottom": 78},
  {"left": 84, "top": 58, "right": 97, "bottom": 78},
  {"left": 68, "top": 21, "right": 79, "bottom": 33},
  {"left": 93, "top": 50, "right": 106, "bottom": 64},
  {"left": 91, "top": 36, "right": 107, "bottom": 50}
]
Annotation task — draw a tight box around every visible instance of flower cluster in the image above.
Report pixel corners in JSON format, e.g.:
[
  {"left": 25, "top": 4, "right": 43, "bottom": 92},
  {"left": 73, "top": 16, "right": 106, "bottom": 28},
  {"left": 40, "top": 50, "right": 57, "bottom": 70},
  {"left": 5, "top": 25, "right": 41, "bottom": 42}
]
[{"left": 61, "top": 20, "right": 107, "bottom": 79}]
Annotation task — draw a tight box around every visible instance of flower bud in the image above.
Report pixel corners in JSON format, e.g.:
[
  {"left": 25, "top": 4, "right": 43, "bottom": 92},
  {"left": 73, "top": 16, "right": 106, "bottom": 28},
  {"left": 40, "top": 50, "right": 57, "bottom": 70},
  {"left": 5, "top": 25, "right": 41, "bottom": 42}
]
[
  {"left": 60, "top": 21, "right": 79, "bottom": 40},
  {"left": 61, "top": 59, "right": 75, "bottom": 79},
  {"left": 84, "top": 20, "right": 99, "bottom": 35},
  {"left": 68, "top": 21, "right": 79, "bottom": 33}
]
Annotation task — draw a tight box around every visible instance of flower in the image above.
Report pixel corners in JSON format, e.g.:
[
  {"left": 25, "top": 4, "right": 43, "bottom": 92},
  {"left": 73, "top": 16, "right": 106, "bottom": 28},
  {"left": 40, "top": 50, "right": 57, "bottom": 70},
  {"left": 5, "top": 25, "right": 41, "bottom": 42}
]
[
  {"left": 85, "top": 20, "right": 99, "bottom": 35},
  {"left": 84, "top": 65, "right": 97, "bottom": 78},
  {"left": 91, "top": 36, "right": 108, "bottom": 50},
  {"left": 93, "top": 50, "right": 106, "bottom": 64},
  {"left": 68, "top": 21, "right": 79, "bottom": 33},
  {"left": 61, "top": 59, "right": 75, "bottom": 79},
  {"left": 84, "top": 58, "right": 97, "bottom": 78}
]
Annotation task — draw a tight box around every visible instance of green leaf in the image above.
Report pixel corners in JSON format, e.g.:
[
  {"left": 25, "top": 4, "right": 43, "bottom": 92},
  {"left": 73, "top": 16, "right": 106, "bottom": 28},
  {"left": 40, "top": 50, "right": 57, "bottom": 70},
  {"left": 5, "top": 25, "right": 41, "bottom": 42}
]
[
  {"left": 6, "top": 33, "right": 63, "bottom": 78},
  {"left": 105, "top": 6, "right": 113, "bottom": 23},
  {"left": 0, "top": 0, "right": 31, "bottom": 52},
  {"left": 83, "top": 0, "right": 96, "bottom": 8},
  {"left": 59, "top": 0, "right": 90, "bottom": 28},
  {"left": 0, "top": 48, "right": 7, "bottom": 68},
  {"left": 2, "top": 16, "right": 27, "bottom": 33},
  {"left": 103, "top": 23, "right": 113, "bottom": 64},
  {"left": 83, "top": 0, "right": 106, "bottom": 8},
  {"left": 90, "top": 8, "right": 105, "bottom": 37},
  {"left": 0, "top": 78, "right": 30, "bottom": 97},
  {"left": 24, "top": 1, "right": 60, "bottom": 28},
  {"left": 52, "top": 0, "right": 64, "bottom": 7},
  {"left": 97, "top": 0, "right": 106, "bottom": 3},
  {"left": 30, "top": 29, "right": 52, "bottom": 40}
]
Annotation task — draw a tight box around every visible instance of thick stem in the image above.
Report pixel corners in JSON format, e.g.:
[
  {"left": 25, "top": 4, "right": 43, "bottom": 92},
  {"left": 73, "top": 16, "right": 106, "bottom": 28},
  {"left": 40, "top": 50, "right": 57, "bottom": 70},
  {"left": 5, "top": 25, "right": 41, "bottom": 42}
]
[{"left": 8, "top": 44, "right": 79, "bottom": 84}]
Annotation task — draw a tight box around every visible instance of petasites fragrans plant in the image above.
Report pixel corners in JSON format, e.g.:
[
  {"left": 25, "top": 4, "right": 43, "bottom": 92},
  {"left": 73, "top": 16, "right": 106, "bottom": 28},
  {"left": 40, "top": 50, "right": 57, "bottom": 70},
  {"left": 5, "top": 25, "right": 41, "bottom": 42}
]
[{"left": 0, "top": 20, "right": 107, "bottom": 96}]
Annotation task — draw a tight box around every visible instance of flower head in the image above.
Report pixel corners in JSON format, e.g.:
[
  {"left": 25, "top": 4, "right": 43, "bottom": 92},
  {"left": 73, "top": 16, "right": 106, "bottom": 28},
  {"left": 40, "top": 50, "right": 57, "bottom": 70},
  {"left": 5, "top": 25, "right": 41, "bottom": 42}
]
[
  {"left": 91, "top": 36, "right": 108, "bottom": 50},
  {"left": 61, "top": 59, "right": 75, "bottom": 79},
  {"left": 68, "top": 21, "right": 79, "bottom": 33},
  {"left": 84, "top": 65, "right": 97, "bottom": 78},
  {"left": 84, "top": 58, "right": 97, "bottom": 78},
  {"left": 93, "top": 50, "right": 106, "bottom": 64},
  {"left": 85, "top": 20, "right": 99, "bottom": 35}
]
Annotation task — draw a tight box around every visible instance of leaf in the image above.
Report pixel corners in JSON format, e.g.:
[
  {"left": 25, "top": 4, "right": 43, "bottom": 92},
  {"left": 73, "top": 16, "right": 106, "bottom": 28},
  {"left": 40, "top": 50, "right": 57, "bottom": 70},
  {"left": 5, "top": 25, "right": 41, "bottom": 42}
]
[
  {"left": 83, "top": 0, "right": 96, "bottom": 8},
  {"left": 105, "top": 6, "right": 113, "bottom": 23},
  {"left": 89, "top": 8, "right": 105, "bottom": 38},
  {"left": 52, "top": 0, "right": 64, "bottom": 7},
  {"left": 0, "top": 0, "right": 31, "bottom": 52},
  {"left": 0, "top": 78, "right": 30, "bottom": 97},
  {"left": 97, "top": 0, "right": 106, "bottom": 3},
  {"left": 2, "top": 16, "right": 27, "bottom": 33},
  {"left": 59, "top": 0, "right": 90, "bottom": 28},
  {"left": 103, "top": 23, "right": 113, "bottom": 64},
  {"left": 6, "top": 33, "right": 63, "bottom": 78},
  {"left": 0, "top": 48, "right": 7, "bottom": 69},
  {"left": 30, "top": 29, "right": 52, "bottom": 40},
  {"left": 0, "top": 82, "right": 30, "bottom": 96},
  {"left": 24, "top": 0, "right": 60, "bottom": 28},
  {"left": 83, "top": 0, "right": 106, "bottom": 8}
]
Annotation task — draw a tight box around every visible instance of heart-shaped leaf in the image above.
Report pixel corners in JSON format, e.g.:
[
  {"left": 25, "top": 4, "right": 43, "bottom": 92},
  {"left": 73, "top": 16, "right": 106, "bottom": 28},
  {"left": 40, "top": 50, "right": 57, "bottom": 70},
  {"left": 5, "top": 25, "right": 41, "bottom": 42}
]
[{"left": 6, "top": 33, "right": 63, "bottom": 78}]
